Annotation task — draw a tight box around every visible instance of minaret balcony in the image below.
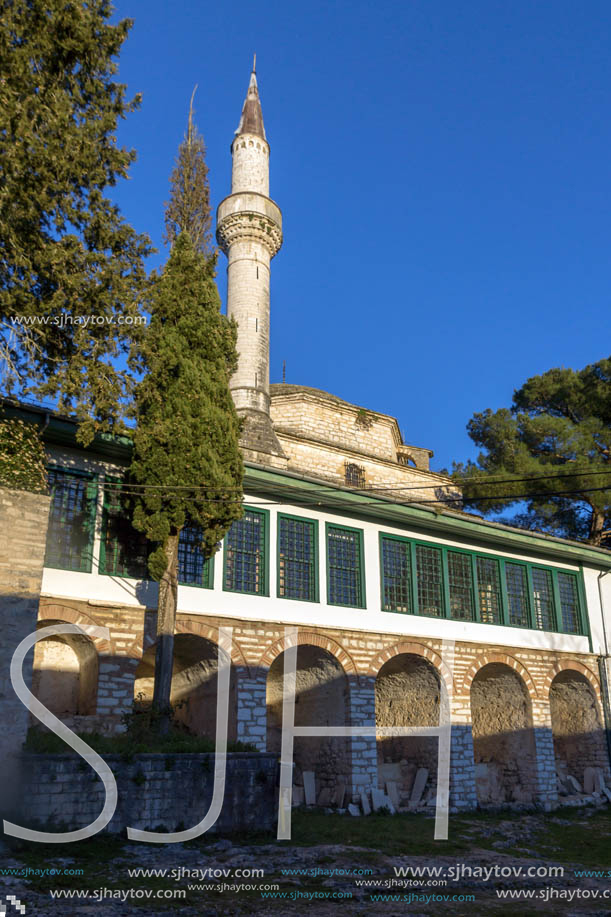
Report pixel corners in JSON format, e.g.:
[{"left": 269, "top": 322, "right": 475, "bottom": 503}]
[{"left": 216, "top": 192, "right": 283, "bottom": 257}]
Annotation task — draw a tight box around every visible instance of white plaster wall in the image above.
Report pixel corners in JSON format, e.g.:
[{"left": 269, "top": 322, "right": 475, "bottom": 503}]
[
  {"left": 41, "top": 491, "right": 597, "bottom": 655},
  {"left": 584, "top": 566, "right": 611, "bottom": 656}
]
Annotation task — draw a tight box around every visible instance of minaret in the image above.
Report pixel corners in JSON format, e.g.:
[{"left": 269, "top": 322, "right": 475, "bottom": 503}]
[{"left": 216, "top": 60, "right": 286, "bottom": 466}]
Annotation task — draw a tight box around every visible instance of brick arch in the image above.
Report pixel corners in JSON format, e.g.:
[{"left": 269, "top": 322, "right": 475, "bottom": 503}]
[
  {"left": 38, "top": 603, "right": 111, "bottom": 655},
  {"left": 173, "top": 617, "right": 249, "bottom": 671},
  {"left": 370, "top": 642, "right": 454, "bottom": 691},
  {"left": 258, "top": 631, "right": 358, "bottom": 679},
  {"left": 543, "top": 660, "right": 602, "bottom": 704},
  {"left": 462, "top": 653, "right": 538, "bottom": 701}
]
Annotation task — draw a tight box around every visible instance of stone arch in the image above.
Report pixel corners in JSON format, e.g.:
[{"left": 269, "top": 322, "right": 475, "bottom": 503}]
[
  {"left": 31, "top": 619, "right": 99, "bottom": 718},
  {"left": 462, "top": 653, "right": 538, "bottom": 700},
  {"left": 375, "top": 653, "right": 441, "bottom": 807},
  {"left": 38, "top": 604, "right": 111, "bottom": 655},
  {"left": 175, "top": 618, "right": 250, "bottom": 672},
  {"left": 134, "top": 632, "right": 237, "bottom": 741},
  {"left": 266, "top": 644, "right": 351, "bottom": 803},
  {"left": 371, "top": 642, "right": 453, "bottom": 691},
  {"left": 470, "top": 662, "right": 537, "bottom": 806},
  {"left": 259, "top": 631, "right": 358, "bottom": 679},
  {"left": 549, "top": 669, "right": 609, "bottom": 792},
  {"left": 543, "top": 661, "right": 601, "bottom": 704}
]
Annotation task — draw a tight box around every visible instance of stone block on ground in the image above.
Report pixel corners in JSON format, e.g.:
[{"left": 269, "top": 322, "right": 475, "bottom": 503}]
[
  {"left": 333, "top": 782, "right": 346, "bottom": 808},
  {"left": 292, "top": 786, "right": 304, "bottom": 807},
  {"left": 371, "top": 789, "right": 395, "bottom": 814},
  {"left": 584, "top": 767, "right": 605, "bottom": 795},
  {"left": 386, "top": 780, "right": 400, "bottom": 809},
  {"left": 566, "top": 775, "right": 582, "bottom": 794},
  {"left": 360, "top": 790, "right": 371, "bottom": 815},
  {"left": 303, "top": 771, "right": 316, "bottom": 806},
  {"left": 348, "top": 804, "right": 360, "bottom": 816},
  {"left": 474, "top": 762, "right": 504, "bottom": 805},
  {"left": 409, "top": 768, "right": 428, "bottom": 807}
]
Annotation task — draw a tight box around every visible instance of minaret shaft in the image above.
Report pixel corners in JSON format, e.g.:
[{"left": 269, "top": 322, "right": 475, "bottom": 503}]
[{"left": 216, "top": 66, "right": 286, "bottom": 465}]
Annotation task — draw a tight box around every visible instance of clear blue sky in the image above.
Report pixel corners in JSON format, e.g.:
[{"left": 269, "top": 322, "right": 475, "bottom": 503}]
[{"left": 110, "top": 0, "right": 611, "bottom": 472}]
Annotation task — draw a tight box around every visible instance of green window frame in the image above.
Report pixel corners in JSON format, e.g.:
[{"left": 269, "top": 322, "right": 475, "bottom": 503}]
[
  {"left": 530, "top": 566, "right": 555, "bottom": 631},
  {"left": 223, "top": 507, "right": 269, "bottom": 595},
  {"left": 476, "top": 556, "right": 503, "bottom": 624},
  {"left": 378, "top": 530, "right": 586, "bottom": 637},
  {"left": 326, "top": 523, "right": 365, "bottom": 608},
  {"left": 99, "top": 479, "right": 149, "bottom": 579},
  {"left": 277, "top": 513, "right": 318, "bottom": 602},
  {"left": 177, "top": 521, "right": 214, "bottom": 589},
  {"left": 556, "top": 571, "right": 581, "bottom": 635},
  {"left": 447, "top": 550, "right": 475, "bottom": 621},
  {"left": 380, "top": 535, "right": 413, "bottom": 613},
  {"left": 505, "top": 562, "right": 530, "bottom": 628},
  {"left": 415, "top": 544, "right": 444, "bottom": 617},
  {"left": 45, "top": 466, "right": 97, "bottom": 573}
]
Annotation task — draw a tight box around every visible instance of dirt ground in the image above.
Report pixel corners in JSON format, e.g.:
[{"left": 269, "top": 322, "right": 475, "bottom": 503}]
[{"left": 2, "top": 804, "right": 611, "bottom": 915}]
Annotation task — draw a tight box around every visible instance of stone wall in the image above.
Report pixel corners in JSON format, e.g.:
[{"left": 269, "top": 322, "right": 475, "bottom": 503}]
[
  {"left": 0, "top": 487, "right": 50, "bottom": 822},
  {"left": 21, "top": 751, "right": 277, "bottom": 835},
  {"left": 376, "top": 654, "right": 441, "bottom": 802},
  {"left": 268, "top": 386, "right": 463, "bottom": 505},
  {"left": 34, "top": 597, "right": 611, "bottom": 812}
]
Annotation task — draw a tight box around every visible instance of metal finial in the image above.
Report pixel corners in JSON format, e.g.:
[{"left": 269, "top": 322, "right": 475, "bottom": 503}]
[{"left": 253, "top": 53, "right": 256, "bottom": 74}]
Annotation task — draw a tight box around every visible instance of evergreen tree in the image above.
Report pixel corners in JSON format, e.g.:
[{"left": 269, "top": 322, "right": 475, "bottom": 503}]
[
  {"left": 163, "top": 88, "right": 215, "bottom": 261},
  {"left": 453, "top": 358, "right": 611, "bottom": 545},
  {"left": 0, "top": 0, "right": 151, "bottom": 443},
  {"left": 130, "top": 233, "right": 243, "bottom": 731}
]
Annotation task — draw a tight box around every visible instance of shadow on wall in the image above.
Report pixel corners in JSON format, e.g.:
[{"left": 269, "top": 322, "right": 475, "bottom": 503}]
[
  {"left": 375, "top": 653, "right": 440, "bottom": 806},
  {"left": 31, "top": 619, "right": 98, "bottom": 718},
  {"left": 24, "top": 619, "right": 611, "bottom": 811},
  {"left": 266, "top": 644, "right": 352, "bottom": 799},
  {"left": 470, "top": 662, "right": 537, "bottom": 805},
  {"left": 550, "top": 670, "right": 611, "bottom": 790},
  {"left": 134, "top": 633, "right": 237, "bottom": 743}
]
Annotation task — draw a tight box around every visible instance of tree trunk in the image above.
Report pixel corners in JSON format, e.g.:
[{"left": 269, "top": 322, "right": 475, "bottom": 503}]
[
  {"left": 589, "top": 508, "right": 606, "bottom": 545},
  {"left": 152, "top": 532, "right": 180, "bottom": 735}
]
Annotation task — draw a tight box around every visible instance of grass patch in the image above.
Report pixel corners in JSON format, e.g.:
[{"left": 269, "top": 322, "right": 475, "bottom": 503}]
[{"left": 23, "top": 726, "right": 256, "bottom": 757}]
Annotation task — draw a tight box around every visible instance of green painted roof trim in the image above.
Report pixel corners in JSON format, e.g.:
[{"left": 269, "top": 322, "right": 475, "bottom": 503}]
[
  {"left": 6, "top": 399, "right": 610, "bottom": 569},
  {"left": 243, "top": 464, "right": 611, "bottom": 570}
]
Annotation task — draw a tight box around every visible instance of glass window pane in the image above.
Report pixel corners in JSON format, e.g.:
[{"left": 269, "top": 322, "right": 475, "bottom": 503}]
[
  {"left": 416, "top": 544, "right": 444, "bottom": 617},
  {"left": 557, "top": 572, "right": 580, "bottom": 634},
  {"left": 381, "top": 537, "right": 411, "bottom": 612},
  {"left": 101, "top": 482, "right": 148, "bottom": 579},
  {"left": 476, "top": 556, "right": 502, "bottom": 624},
  {"left": 327, "top": 526, "right": 363, "bottom": 607},
  {"left": 178, "top": 522, "right": 213, "bottom": 588},
  {"left": 278, "top": 516, "right": 316, "bottom": 601},
  {"left": 224, "top": 510, "right": 266, "bottom": 594},
  {"left": 45, "top": 468, "right": 97, "bottom": 572},
  {"left": 505, "top": 563, "right": 530, "bottom": 627},
  {"left": 448, "top": 551, "right": 474, "bottom": 621},
  {"left": 531, "top": 567, "right": 555, "bottom": 630}
]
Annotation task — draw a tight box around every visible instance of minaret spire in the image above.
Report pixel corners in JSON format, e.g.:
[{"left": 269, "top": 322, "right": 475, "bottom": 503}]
[
  {"left": 216, "top": 63, "right": 286, "bottom": 466},
  {"left": 235, "top": 57, "right": 266, "bottom": 141}
]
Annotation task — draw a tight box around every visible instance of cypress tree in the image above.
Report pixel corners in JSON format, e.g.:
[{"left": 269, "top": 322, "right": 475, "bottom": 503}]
[
  {"left": 163, "top": 88, "right": 215, "bottom": 261},
  {"left": 130, "top": 233, "right": 243, "bottom": 730}
]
